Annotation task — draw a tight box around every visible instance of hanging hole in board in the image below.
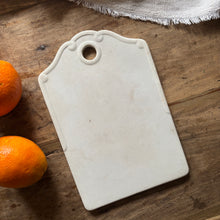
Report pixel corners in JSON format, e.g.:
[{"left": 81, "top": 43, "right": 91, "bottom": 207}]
[{"left": 82, "top": 45, "right": 97, "bottom": 60}]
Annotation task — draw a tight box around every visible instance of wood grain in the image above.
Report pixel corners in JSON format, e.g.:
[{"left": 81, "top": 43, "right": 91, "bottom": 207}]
[
  {"left": 0, "top": 0, "right": 47, "bottom": 16},
  {"left": 0, "top": 0, "right": 220, "bottom": 219},
  {"left": 206, "top": 216, "right": 220, "bottom": 220}
]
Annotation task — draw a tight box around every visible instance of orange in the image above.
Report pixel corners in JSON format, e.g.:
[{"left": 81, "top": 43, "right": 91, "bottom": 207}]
[
  {"left": 0, "top": 60, "right": 22, "bottom": 117},
  {"left": 0, "top": 136, "right": 47, "bottom": 188}
]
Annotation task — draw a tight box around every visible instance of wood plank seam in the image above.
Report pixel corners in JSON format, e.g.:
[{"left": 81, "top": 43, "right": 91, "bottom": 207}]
[
  {"left": 169, "top": 87, "right": 220, "bottom": 106},
  {"left": 0, "top": 1, "right": 47, "bottom": 17}
]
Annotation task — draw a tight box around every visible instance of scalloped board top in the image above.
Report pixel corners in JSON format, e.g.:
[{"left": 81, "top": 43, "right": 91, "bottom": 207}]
[{"left": 38, "top": 30, "right": 189, "bottom": 210}]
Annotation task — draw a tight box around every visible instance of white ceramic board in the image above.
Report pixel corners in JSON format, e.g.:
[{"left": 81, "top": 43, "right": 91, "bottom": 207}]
[{"left": 38, "top": 30, "right": 189, "bottom": 210}]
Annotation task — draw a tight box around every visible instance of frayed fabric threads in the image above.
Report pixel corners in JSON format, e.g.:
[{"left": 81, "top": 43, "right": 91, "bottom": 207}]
[{"left": 69, "top": 0, "right": 220, "bottom": 25}]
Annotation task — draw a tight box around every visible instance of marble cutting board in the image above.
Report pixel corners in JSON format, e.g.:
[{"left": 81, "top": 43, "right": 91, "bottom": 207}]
[{"left": 38, "top": 30, "right": 189, "bottom": 210}]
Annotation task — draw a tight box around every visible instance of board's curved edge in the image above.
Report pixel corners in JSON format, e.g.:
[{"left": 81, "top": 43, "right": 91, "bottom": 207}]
[
  {"left": 38, "top": 30, "right": 148, "bottom": 84},
  {"left": 38, "top": 41, "right": 71, "bottom": 84},
  {"left": 70, "top": 30, "right": 141, "bottom": 44}
]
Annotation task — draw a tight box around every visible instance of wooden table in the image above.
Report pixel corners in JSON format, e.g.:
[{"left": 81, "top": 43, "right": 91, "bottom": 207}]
[{"left": 0, "top": 0, "right": 220, "bottom": 219}]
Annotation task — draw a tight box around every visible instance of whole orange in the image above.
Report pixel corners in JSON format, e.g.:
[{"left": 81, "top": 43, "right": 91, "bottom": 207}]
[
  {"left": 0, "top": 60, "right": 22, "bottom": 117},
  {"left": 0, "top": 136, "right": 47, "bottom": 188}
]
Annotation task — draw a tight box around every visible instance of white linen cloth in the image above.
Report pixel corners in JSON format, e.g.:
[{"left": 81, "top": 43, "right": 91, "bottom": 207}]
[{"left": 69, "top": 0, "right": 220, "bottom": 25}]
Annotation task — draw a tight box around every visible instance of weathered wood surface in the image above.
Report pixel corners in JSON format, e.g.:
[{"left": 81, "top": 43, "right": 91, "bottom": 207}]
[{"left": 0, "top": 0, "right": 220, "bottom": 219}]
